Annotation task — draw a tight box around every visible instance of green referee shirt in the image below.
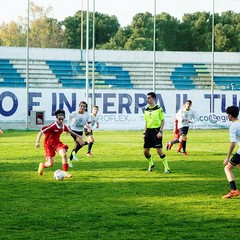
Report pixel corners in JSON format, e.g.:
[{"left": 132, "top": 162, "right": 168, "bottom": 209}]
[{"left": 144, "top": 104, "right": 164, "bottom": 129}]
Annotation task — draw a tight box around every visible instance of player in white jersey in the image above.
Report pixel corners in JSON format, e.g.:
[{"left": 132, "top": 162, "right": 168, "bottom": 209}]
[
  {"left": 223, "top": 105, "right": 240, "bottom": 198},
  {"left": 68, "top": 101, "right": 91, "bottom": 167},
  {"left": 176, "top": 100, "right": 197, "bottom": 155},
  {"left": 84, "top": 105, "right": 100, "bottom": 156}
]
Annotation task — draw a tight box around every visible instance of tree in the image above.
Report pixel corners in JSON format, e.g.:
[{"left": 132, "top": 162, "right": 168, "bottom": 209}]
[
  {"left": 63, "top": 11, "right": 120, "bottom": 49},
  {"left": 28, "top": 2, "right": 66, "bottom": 48},
  {"left": 155, "top": 13, "right": 180, "bottom": 51},
  {"left": 0, "top": 21, "right": 26, "bottom": 46},
  {"left": 215, "top": 11, "right": 240, "bottom": 52},
  {"left": 124, "top": 12, "right": 153, "bottom": 50}
]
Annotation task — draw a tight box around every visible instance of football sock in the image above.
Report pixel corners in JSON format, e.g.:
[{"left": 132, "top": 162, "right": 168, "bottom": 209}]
[
  {"left": 182, "top": 140, "right": 186, "bottom": 152},
  {"left": 146, "top": 155, "right": 154, "bottom": 166},
  {"left": 88, "top": 142, "right": 93, "bottom": 153},
  {"left": 161, "top": 155, "right": 170, "bottom": 171},
  {"left": 230, "top": 181, "right": 237, "bottom": 190},
  {"left": 178, "top": 142, "right": 183, "bottom": 152},
  {"left": 69, "top": 149, "right": 74, "bottom": 160},
  {"left": 42, "top": 163, "right": 47, "bottom": 168},
  {"left": 75, "top": 143, "right": 83, "bottom": 153},
  {"left": 62, "top": 163, "right": 68, "bottom": 172}
]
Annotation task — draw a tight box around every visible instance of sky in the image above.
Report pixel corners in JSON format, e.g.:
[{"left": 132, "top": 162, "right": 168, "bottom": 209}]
[{"left": 1, "top": 0, "right": 240, "bottom": 26}]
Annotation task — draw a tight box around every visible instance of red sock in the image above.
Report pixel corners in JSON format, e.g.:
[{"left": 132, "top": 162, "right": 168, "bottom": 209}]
[
  {"left": 62, "top": 163, "right": 68, "bottom": 172},
  {"left": 178, "top": 142, "right": 183, "bottom": 151},
  {"left": 42, "top": 163, "right": 47, "bottom": 168}
]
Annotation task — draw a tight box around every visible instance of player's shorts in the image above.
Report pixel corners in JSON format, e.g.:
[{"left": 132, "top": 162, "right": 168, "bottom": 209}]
[
  {"left": 179, "top": 126, "right": 189, "bottom": 136},
  {"left": 229, "top": 152, "right": 240, "bottom": 166},
  {"left": 143, "top": 128, "right": 162, "bottom": 148},
  {"left": 44, "top": 142, "right": 68, "bottom": 159},
  {"left": 70, "top": 130, "right": 83, "bottom": 141}
]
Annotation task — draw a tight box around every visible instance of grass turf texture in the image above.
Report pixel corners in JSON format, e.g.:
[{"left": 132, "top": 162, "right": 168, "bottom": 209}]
[{"left": 0, "top": 129, "right": 239, "bottom": 240}]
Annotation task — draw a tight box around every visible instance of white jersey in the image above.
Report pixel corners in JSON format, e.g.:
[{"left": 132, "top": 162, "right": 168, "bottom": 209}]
[
  {"left": 68, "top": 111, "right": 91, "bottom": 132},
  {"left": 229, "top": 120, "right": 240, "bottom": 154},
  {"left": 176, "top": 108, "right": 197, "bottom": 128},
  {"left": 90, "top": 114, "right": 99, "bottom": 130}
]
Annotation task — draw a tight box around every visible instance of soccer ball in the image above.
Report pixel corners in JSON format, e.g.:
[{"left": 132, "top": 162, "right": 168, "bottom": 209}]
[{"left": 54, "top": 169, "right": 65, "bottom": 181}]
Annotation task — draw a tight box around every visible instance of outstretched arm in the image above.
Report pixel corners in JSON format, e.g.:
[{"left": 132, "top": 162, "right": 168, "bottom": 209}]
[{"left": 35, "top": 131, "right": 43, "bottom": 148}]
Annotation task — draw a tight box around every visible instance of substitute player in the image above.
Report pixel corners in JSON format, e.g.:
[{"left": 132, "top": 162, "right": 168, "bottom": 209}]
[
  {"left": 85, "top": 105, "right": 100, "bottom": 156},
  {"left": 143, "top": 92, "right": 171, "bottom": 173},
  {"left": 223, "top": 105, "right": 240, "bottom": 199},
  {"left": 36, "top": 109, "right": 82, "bottom": 178}
]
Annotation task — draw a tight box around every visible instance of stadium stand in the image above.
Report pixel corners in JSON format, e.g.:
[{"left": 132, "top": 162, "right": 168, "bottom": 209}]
[
  {"left": 46, "top": 60, "right": 133, "bottom": 89},
  {"left": 0, "top": 59, "right": 25, "bottom": 87},
  {"left": 0, "top": 56, "right": 240, "bottom": 90}
]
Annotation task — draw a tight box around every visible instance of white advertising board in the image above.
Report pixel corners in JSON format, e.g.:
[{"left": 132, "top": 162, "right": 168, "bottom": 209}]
[{"left": 0, "top": 88, "right": 239, "bottom": 130}]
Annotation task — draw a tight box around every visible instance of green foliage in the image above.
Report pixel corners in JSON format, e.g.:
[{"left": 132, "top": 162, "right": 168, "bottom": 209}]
[
  {"left": 1, "top": 129, "right": 240, "bottom": 239},
  {"left": 0, "top": 2, "right": 239, "bottom": 51}
]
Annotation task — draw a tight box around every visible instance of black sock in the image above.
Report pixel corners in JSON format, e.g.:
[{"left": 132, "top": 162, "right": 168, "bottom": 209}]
[
  {"left": 88, "top": 142, "right": 93, "bottom": 153},
  {"left": 70, "top": 149, "right": 74, "bottom": 160},
  {"left": 230, "top": 181, "right": 237, "bottom": 190},
  {"left": 182, "top": 140, "right": 186, "bottom": 152}
]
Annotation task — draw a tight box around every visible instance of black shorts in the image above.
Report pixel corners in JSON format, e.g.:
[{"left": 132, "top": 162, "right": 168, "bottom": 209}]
[
  {"left": 229, "top": 153, "right": 240, "bottom": 166},
  {"left": 143, "top": 128, "right": 162, "bottom": 148},
  {"left": 179, "top": 126, "right": 189, "bottom": 136},
  {"left": 70, "top": 130, "right": 83, "bottom": 141}
]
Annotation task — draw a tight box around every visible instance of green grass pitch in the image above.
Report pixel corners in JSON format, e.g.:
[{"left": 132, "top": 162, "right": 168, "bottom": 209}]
[{"left": 0, "top": 129, "right": 239, "bottom": 240}]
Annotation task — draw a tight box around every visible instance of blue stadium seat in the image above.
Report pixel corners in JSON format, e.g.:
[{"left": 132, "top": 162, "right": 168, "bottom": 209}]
[
  {"left": 46, "top": 60, "right": 133, "bottom": 89},
  {"left": 0, "top": 59, "right": 25, "bottom": 87}
]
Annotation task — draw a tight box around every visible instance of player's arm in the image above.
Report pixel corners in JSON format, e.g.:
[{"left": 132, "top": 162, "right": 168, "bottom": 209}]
[{"left": 35, "top": 131, "right": 43, "bottom": 148}]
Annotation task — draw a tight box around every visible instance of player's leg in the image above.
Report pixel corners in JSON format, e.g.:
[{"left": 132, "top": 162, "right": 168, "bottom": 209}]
[
  {"left": 143, "top": 130, "right": 154, "bottom": 171},
  {"left": 58, "top": 148, "right": 72, "bottom": 178},
  {"left": 69, "top": 131, "right": 84, "bottom": 162},
  {"left": 144, "top": 148, "right": 154, "bottom": 171},
  {"left": 156, "top": 148, "right": 171, "bottom": 173},
  {"left": 223, "top": 154, "right": 240, "bottom": 198},
  {"left": 87, "top": 135, "right": 94, "bottom": 156},
  {"left": 38, "top": 146, "right": 55, "bottom": 175},
  {"left": 166, "top": 138, "right": 179, "bottom": 150}
]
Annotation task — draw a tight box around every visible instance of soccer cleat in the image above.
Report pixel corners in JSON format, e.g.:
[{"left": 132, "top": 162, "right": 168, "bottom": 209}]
[
  {"left": 38, "top": 163, "right": 44, "bottom": 176},
  {"left": 223, "top": 189, "right": 240, "bottom": 199},
  {"left": 164, "top": 169, "right": 171, "bottom": 174},
  {"left": 68, "top": 159, "right": 73, "bottom": 168},
  {"left": 64, "top": 171, "right": 73, "bottom": 178},
  {"left": 86, "top": 152, "right": 93, "bottom": 156},
  {"left": 72, "top": 151, "right": 79, "bottom": 162},
  {"left": 183, "top": 151, "right": 188, "bottom": 156},
  {"left": 148, "top": 164, "right": 155, "bottom": 172}
]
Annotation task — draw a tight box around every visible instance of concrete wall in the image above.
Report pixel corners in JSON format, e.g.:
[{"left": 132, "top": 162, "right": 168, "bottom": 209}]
[{"left": 0, "top": 46, "right": 239, "bottom": 64}]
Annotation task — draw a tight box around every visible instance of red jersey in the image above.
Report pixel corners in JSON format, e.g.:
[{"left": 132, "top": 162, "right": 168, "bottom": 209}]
[{"left": 41, "top": 122, "right": 70, "bottom": 158}]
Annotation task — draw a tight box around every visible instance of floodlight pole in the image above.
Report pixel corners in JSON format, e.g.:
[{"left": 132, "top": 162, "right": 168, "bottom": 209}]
[
  {"left": 92, "top": 0, "right": 95, "bottom": 108},
  {"left": 210, "top": 0, "right": 215, "bottom": 113},
  {"left": 80, "top": 0, "right": 84, "bottom": 61},
  {"left": 26, "top": 0, "right": 30, "bottom": 129},
  {"left": 153, "top": 0, "right": 156, "bottom": 92},
  {"left": 85, "top": 0, "right": 89, "bottom": 106}
]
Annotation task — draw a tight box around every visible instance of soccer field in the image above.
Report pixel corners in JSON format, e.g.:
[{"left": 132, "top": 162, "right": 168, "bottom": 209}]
[{"left": 0, "top": 129, "right": 239, "bottom": 240}]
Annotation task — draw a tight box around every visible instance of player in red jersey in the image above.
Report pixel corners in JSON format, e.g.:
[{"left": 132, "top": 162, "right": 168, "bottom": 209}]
[{"left": 36, "top": 109, "right": 82, "bottom": 178}]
